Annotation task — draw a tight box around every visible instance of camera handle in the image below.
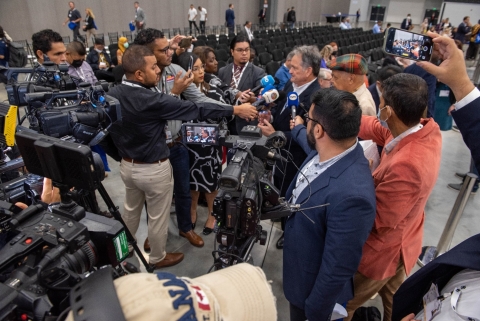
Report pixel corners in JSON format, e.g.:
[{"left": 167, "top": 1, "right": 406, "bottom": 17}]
[{"left": 96, "top": 182, "right": 154, "bottom": 273}]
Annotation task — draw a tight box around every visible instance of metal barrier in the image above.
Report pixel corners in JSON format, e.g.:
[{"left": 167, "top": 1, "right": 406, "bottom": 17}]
[{"left": 418, "top": 173, "right": 478, "bottom": 267}]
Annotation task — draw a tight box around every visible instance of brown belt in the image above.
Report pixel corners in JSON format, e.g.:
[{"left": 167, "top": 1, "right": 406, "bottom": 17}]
[
  {"left": 167, "top": 136, "right": 183, "bottom": 148},
  {"left": 122, "top": 157, "right": 168, "bottom": 164}
]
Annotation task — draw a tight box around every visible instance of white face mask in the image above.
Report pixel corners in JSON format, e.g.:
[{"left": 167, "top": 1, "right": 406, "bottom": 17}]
[
  {"left": 377, "top": 106, "right": 389, "bottom": 129},
  {"left": 95, "top": 48, "right": 103, "bottom": 53}
]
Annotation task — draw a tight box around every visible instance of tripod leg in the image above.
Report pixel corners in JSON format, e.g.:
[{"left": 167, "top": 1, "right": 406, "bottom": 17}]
[{"left": 96, "top": 183, "right": 154, "bottom": 272}]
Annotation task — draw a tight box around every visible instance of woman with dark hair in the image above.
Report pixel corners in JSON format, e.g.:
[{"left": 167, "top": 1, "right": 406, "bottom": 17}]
[
  {"left": 0, "top": 26, "right": 10, "bottom": 67},
  {"left": 178, "top": 52, "right": 249, "bottom": 235}
]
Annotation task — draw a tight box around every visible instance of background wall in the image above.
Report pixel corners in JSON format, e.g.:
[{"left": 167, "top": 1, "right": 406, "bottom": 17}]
[
  {"left": 362, "top": 0, "right": 443, "bottom": 24},
  {"left": 440, "top": 2, "right": 480, "bottom": 26}
]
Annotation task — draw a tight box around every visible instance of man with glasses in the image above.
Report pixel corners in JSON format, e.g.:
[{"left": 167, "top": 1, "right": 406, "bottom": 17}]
[
  {"left": 218, "top": 34, "right": 266, "bottom": 134},
  {"left": 283, "top": 88, "right": 376, "bottom": 321},
  {"left": 318, "top": 68, "right": 333, "bottom": 88},
  {"left": 132, "top": 28, "right": 256, "bottom": 254}
]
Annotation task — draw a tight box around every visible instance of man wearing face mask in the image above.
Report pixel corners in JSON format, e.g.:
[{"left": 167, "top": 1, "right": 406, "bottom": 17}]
[
  {"left": 344, "top": 73, "right": 442, "bottom": 321},
  {"left": 65, "top": 41, "right": 97, "bottom": 85},
  {"left": 86, "top": 38, "right": 115, "bottom": 82}
]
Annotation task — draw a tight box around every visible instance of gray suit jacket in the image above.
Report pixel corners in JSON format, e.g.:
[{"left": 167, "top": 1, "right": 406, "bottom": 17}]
[
  {"left": 218, "top": 62, "right": 266, "bottom": 133},
  {"left": 135, "top": 7, "right": 146, "bottom": 23}
]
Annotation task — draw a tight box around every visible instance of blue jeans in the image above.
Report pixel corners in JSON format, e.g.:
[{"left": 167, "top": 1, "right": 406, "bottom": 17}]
[{"left": 169, "top": 143, "right": 193, "bottom": 233}]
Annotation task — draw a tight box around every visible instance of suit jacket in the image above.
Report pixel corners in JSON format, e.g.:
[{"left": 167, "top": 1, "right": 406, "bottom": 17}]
[
  {"left": 451, "top": 95, "right": 480, "bottom": 173},
  {"left": 284, "top": 127, "right": 376, "bottom": 321},
  {"left": 368, "top": 83, "right": 380, "bottom": 113},
  {"left": 454, "top": 22, "right": 471, "bottom": 42},
  {"left": 404, "top": 63, "right": 436, "bottom": 118},
  {"left": 271, "top": 79, "right": 320, "bottom": 196},
  {"left": 225, "top": 9, "right": 235, "bottom": 26},
  {"left": 392, "top": 233, "right": 480, "bottom": 321},
  {"left": 218, "top": 62, "right": 266, "bottom": 133},
  {"left": 135, "top": 7, "right": 146, "bottom": 23},
  {"left": 357, "top": 116, "right": 442, "bottom": 280},
  {"left": 86, "top": 50, "right": 113, "bottom": 72},
  {"left": 401, "top": 18, "right": 411, "bottom": 30},
  {"left": 258, "top": 9, "right": 266, "bottom": 19}
]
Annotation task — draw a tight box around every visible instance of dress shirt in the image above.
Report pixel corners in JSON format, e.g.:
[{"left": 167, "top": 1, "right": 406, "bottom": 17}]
[
  {"left": 67, "top": 62, "right": 98, "bottom": 85},
  {"left": 245, "top": 27, "right": 254, "bottom": 41},
  {"left": 455, "top": 87, "right": 480, "bottom": 110},
  {"left": 384, "top": 124, "right": 423, "bottom": 154},
  {"left": 281, "top": 78, "right": 317, "bottom": 114},
  {"left": 373, "top": 24, "right": 381, "bottom": 34},
  {"left": 292, "top": 140, "right": 358, "bottom": 203}
]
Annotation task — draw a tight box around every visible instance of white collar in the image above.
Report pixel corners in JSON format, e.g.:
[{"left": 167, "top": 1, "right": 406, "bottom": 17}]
[{"left": 292, "top": 78, "right": 316, "bottom": 96}]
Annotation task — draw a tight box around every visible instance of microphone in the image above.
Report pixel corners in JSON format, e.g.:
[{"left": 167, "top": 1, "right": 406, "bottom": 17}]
[
  {"left": 252, "top": 89, "right": 285, "bottom": 110},
  {"left": 250, "top": 75, "right": 276, "bottom": 94},
  {"left": 287, "top": 92, "right": 299, "bottom": 119}
]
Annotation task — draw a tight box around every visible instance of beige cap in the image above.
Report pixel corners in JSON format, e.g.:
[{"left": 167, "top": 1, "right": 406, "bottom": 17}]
[{"left": 66, "top": 263, "right": 277, "bottom": 321}]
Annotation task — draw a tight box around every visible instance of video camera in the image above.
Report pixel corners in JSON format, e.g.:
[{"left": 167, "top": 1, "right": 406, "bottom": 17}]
[
  {"left": 24, "top": 82, "right": 121, "bottom": 146},
  {"left": 182, "top": 123, "right": 292, "bottom": 270},
  {"left": 0, "top": 129, "right": 129, "bottom": 321},
  {"left": 5, "top": 62, "right": 77, "bottom": 107}
]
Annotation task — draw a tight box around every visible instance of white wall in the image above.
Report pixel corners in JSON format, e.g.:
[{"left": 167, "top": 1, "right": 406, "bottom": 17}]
[
  {"left": 388, "top": 0, "right": 425, "bottom": 23},
  {"left": 440, "top": 2, "right": 480, "bottom": 27},
  {"left": 349, "top": 0, "right": 371, "bottom": 22}
]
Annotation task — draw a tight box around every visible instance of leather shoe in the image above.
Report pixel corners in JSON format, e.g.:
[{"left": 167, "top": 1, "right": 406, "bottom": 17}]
[
  {"left": 150, "top": 253, "right": 184, "bottom": 269},
  {"left": 180, "top": 230, "right": 204, "bottom": 247},
  {"left": 276, "top": 233, "right": 284, "bottom": 249},
  {"left": 144, "top": 238, "right": 151, "bottom": 253}
]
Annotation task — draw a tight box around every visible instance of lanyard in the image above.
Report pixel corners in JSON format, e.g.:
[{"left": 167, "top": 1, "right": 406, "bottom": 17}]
[
  {"left": 232, "top": 62, "right": 248, "bottom": 89},
  {"left": 77, "top": 67, "right": 86, "bottom": 81}
]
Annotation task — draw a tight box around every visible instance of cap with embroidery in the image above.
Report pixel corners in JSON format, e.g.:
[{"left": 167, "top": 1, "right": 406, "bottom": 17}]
[
  {"left": 328, "top": 54, "right": 368, "bottom": 75},
  {"left": 66, "top": 263, "right": 277, "bottom": 321}
]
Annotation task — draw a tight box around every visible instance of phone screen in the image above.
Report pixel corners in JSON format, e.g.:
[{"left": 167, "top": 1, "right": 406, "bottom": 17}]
[
  {"left": 383, "top": 28, "right": 433, "bottom": 62},
  {"left": 182, "top": 123, "right": 219, "bottom": 146}
]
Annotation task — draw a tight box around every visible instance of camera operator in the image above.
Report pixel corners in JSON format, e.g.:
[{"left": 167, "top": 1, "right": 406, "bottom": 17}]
[
  {"left": 285, "top": 89, "right": 376, "bottom": 321},
  {"left": 65, "top": 41, "right": 97, "bottom": 85},
  {"left": 133, "top": 28, "right": 250, "bottom": 250},
  {"left": 32, "top": 29, "right": 66, "bottom": 65},
  {"left": 107, "top": 44, "right": 257, "bottom": 269}
]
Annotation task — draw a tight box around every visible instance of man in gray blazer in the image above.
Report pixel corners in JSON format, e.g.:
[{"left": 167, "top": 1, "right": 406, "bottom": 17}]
[
  {"left": 283, "top": 8, "right": 290, "bottom": 29},
  {"left": 218, "top": 34, "right": 266, "bottom": 134},
  {"left": 134, "top": 1, "right": 146, "bottom": 31}
]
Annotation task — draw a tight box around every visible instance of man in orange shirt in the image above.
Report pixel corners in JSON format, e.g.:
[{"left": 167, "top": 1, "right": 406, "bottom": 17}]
[{"left": 345, "top": 73, "right": 442, "bottom": 321}]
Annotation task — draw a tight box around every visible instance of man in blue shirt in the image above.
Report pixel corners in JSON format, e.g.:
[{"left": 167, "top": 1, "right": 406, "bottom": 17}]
[
  {"left": 274, "top": 51, "right": 294, "bottom": 91},
  {"left": 373, "top": 21, "right": 383, "bottom": 33}
]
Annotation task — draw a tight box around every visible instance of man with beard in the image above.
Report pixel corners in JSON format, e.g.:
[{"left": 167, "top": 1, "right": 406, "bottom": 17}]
[{"left": 284, "top": 88, "right": 376, "bottom": 321}]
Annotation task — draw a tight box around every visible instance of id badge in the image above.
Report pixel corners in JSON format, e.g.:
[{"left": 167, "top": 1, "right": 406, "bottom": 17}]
[
  {"left": 423, "top": 283, "right": 441, "bottom": 321},
  {"left": 69, "top": 13, "right": 72, "bottom": 17},
  {"left": 165, "top": 130, "right": 172, "bottom": 144}
]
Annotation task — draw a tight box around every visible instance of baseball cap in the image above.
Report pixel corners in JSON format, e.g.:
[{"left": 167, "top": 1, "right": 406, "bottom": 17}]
[
  {"left": 66, "top": 263, "right": 277, "bottom": 321},
  {"left": 328, "top": 54, "right": 368, "bottom": 75}
]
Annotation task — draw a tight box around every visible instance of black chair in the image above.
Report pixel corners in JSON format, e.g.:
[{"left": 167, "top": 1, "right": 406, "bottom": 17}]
[
  {"left": 196, "top": 35, "right": 207, "bottom": 42},
  {"left": 266, "top": 43, "right": 276, "bottom": 54},
  {"left": 108, "top": 32, "right": 119, "bottom": 44},
  {"left": 294, "top": 39, "right": 303, "bottom": 46},
  {"left": 215, "top": 49, "right": 229, "bottom": 62},
  {"left": 255, "top": 45, "right": 267, "bottom": 54},
  {"left": 252, "top": 39, "right": 263, "bottom": 47},
  {"left": 282, "top": 47, "right": 292, "bottom": 58},
  {"left": 62, "top": 36, "right": 71, "bottom": 44},
  {"left": 258, "top": 52, "right": 272, "bottom": 66},
  {"left": 218, "top": 37, "right": 229, "bottom": 45},
  {"left": 206, "top": 40, "right": 217, "bottom": 48},
  {"left": 217, "top": 60, "right": 227, "bottom": 69},
  {"left": 286, "top": 40, "right": 295, "bottom": 48},
  {"left": 108, "top": 43, "right": 119, "bottom": 61},
  {"left": 216, "top": 43, "right": 229, "bottom": 52},
  {"left": 276, "top": 42, "right": 286, "bottom": 51},
  {"left": 265, "top": 61, "right": 280, "bottom": 75},
  {"left": 271, "top": 49, "right": 284, "bottom": 62},
  {"left": 194, "top": 39, "right": 206, "bottom": 47},
  {"left": 207, "top": 34, "right": 217, "bottom": 41}
]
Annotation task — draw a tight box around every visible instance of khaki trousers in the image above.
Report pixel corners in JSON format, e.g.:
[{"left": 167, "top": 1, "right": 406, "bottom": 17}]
[
  {"left": 120, "top": 159, "right": 173, "bottom": 264},
  {"left": 85, "top": 28, "right": 96, "bottom": 47},
  {"left": 345, "top": 262, "right": 406, "bottom": 321}
]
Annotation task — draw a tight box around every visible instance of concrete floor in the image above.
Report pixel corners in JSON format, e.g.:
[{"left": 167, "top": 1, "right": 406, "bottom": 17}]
[{"left": 1, "top": 23, "right": 479, "bottom": 319}]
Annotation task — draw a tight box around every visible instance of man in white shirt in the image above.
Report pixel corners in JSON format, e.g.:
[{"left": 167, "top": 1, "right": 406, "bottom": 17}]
[
  {"left": 244, "top": 21, "right": 254, "bottom": 41},
  {"left": 198, "top": 6, "right": 207, "bottom": 34},
  {"left": 188, "top": 4, "right": 200, "bottom": 35}
]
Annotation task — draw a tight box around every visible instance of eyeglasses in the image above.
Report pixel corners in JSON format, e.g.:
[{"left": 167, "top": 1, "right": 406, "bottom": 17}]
[
  {"left": 304, "top": 114, "right": 322, "bottom": 127},
  {"left": 192, "top": 64, "right": 205, "bottom": 72},
  {"left": 234, "top": 48, "right": 250, "bottom": 53},
  {"left": 159, "top": 46, "right": 171, "bottom": 54}
]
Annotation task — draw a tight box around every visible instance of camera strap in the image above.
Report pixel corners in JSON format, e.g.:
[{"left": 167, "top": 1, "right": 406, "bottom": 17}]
[{"left": 69, "top": 267, "right": 127, "bottom": 321}]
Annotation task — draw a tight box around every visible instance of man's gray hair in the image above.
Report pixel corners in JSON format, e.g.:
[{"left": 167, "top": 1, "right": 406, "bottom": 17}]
[
  {"left": 286, "top": 51, "right": 295, "bottom": 61},
  {"left": 318, "top": 68, "right": 332, "bottom": 80},
  {"left": 292, "top": 45, "right": 321, "bottom": 77}
]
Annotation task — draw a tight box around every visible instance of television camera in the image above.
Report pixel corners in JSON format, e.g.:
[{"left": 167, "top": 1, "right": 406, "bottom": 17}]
[
  {"left": 0, "top": 129, "right": 131, "bottom": 321},
  {"left": 182, "top": 123, "right": 293, "bottom": 270}
]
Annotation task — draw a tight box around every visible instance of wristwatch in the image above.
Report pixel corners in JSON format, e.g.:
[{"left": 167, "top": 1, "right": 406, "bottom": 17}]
[{"left": 169, "top": 92, "right": 180, "bottom": 99}]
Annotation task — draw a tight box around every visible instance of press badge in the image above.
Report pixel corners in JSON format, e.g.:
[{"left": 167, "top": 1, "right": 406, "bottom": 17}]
[
  {"left": 423, "top": 283, "right": 441, "bottom": 321},
  {"left": 165, "top": 125, "right": 172, "bottom": 144}
]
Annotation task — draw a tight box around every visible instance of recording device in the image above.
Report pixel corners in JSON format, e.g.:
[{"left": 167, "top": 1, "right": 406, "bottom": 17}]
[
  {"left": 6, "top": 62, "right": 77, "bottom": 107},
  {"left": 24, "top": 82, "right": 121, "bottom": 146},
  {"left": 179, "top": 37, "right": 193, "bottom": 49},
  {"left": 250, "top": 75, "right": 279, "bottom": 95},
  {"left": 252, "top": 89, "right": 285, "bottom": 110},
  {"left": 0, "top": 129, "right": 129, "bottom": 321},
  {"left": 383, "top": 27, "right": 433, "bottom": 62},
  {"left": 182, "top": 123, "right": 291, "bottom": 269},
  {"left": 182, "top": 124, "right": 219, "bottom": 145},
  {"left": 287, "top": 92, "right": 299, "bottom": 119},
  {"left": 188, "top": 55, "right": 194, "bottom": 72}
]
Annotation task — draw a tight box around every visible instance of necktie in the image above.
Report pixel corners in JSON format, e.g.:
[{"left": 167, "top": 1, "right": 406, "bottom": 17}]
[{"left": 231, "top": 66, "right": 241, "bottom": 89}]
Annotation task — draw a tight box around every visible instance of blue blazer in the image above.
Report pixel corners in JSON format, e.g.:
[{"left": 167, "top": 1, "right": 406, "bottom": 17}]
[
  {"left": 368, "top": 83, "right": 380, "bottom": 113},
  {"left": 225, "top": 9, "right": 235, "bottom": 26},
  {"left": 283, "top": 125, "right": 376, "bottom": 321},
  {"left": 452, "top": 96, "right": 480, "bottom": 173}
]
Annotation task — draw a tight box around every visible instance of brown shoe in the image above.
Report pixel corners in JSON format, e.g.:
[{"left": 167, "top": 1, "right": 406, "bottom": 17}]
[
  {"left": 180, "top": 230, "right": 204, "bottom": 247},
  {"left": 144, "top": 238, "right": 150, "bottom": 253},
  {"left": 150, "top": 253, "right": 184, "bottom": 269}
]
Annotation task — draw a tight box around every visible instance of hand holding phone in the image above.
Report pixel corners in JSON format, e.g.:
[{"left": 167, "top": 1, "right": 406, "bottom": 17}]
[{"left": 383, "top": 27, "right": 433, "bottom": 62}]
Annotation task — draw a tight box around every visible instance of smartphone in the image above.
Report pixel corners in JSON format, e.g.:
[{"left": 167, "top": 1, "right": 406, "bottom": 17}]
[
  {"left": 188, "top": 55, "right": 194, "bottom": 71},
  {"left": 383, "top": 27, "right": 433, "bottom": 62},
  {"left": 179, "top": 37, "right": 193, "bottom": 49}
]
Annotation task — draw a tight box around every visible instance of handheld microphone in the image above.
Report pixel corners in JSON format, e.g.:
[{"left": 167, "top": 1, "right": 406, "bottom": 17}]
[
  {"left": 252, "top": 89, "right": 285, "bottom": 110},
  {"left": 287, "top": 92, "right": 299, "bottom": 119},
  {"left": 250, "top": 75, "right": 275, "bottom": 94}
]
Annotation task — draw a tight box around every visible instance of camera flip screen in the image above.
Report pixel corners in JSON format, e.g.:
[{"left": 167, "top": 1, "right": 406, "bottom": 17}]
[
  {"left": 182, "top": 123, "right": 219, "bottom": 146},
  {"left": 384, "top": 28, "right": 433, "bottom": 61}
]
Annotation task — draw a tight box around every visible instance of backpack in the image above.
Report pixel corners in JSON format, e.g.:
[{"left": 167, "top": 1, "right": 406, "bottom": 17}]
[
  {"left": 8, "top": 41, "right": 27, "bottom": 67},
  {"left": 351, "top": 306, "right": 381, "bottom": 321},
  {"left": 475, "top": 33, "right": 480, "bottom": 44}
]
